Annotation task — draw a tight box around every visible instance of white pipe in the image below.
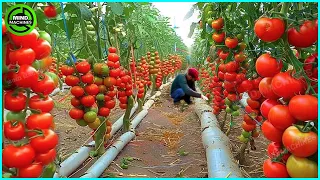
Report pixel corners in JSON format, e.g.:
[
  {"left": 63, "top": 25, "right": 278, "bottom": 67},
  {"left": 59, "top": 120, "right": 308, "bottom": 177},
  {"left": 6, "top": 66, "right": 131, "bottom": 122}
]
[
  {"left": 80, "top": 109, "right": 149, "bottom": 178},
  {"left": 130, "top": 109, "right": 148, "bottom": 129},
  {"left": 239, "top": 92, "right": 249, "bottom": 107},
  {"left": 54, "top": 102, "right": 138, "bottom": 178},
  {"left": 194, "top": 98, "right": 243, "bottom": 178},
  {"left": 80, "top": 131, "right": 135, "bottom": 178}
]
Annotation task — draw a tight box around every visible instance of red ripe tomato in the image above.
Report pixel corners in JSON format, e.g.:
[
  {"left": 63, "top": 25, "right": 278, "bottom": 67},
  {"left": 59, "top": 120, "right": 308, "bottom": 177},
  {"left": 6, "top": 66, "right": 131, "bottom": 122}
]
[
  {"left": 10, "top": 29, "right": 39, "bottom": 48},
  {"left": 288, "top": 95, "right": 318, "bottom": 121},
  {"left": 259, "top": 77, "right": 280, "bottom": 99},
  {"left": 71, "top": 97, "right": 81, "bottom": 107},
  {"left": 107, "top": 90, "right": 117, "bottom": 98},
  {"left": 9, "top": 48, "right": 36, "bottom": 65},
  {"left": 31, "top": 38, "right": 52, "bottom": 60},
  {"left": 225, "top": 37, "right": 238, "bottom": 49},
  {"left": 76, "top": 61, "right": 91, "bottom": 74},
  {"left": 269, "top": 105, "right": 296, "bottom": 130},
  {"left": 17, "top": 163, "right": 43, "bottom": 178},
  {"left": 261, "top": 120, "right": 283, "bottom": 143},
  {"left": 26, "top": 113, "right": 53, "bottom": 130},
  {"left": 263, "top": 159, "right": 289, "bottom": 178},
  {"left": 4, "top": 121, "right": 25, "bottom": 140},
  {"left": 246, "top": 98, "right": 260, "bottom": 109},
  {"left": 98, "top": 107, "right": 110, "bottom": 117},
  {"left": 29, "top": 95, "right": 54, "bottom": 113},
  {"left": 267, "top": 142, "right": 290, "bottom": 162},
  {"left": 242, "top": 121, "right": 256, "bottom": 131},
  {"left": 137, "top": 93, "right": 144, "bottom": 99},
  {"left": 44, "top": 5, "right": 57, "bottom": 18},
  {"left": 288, "top": 20, "right": 318, "bottom": 48},
  {"left": 104, "top": 95, "right": 112, "bottom": 102},
  {"left": 81, "top": 95, "right": 95, "bottom": 107},
  {"left": 212, "top": 32, "right": 225, "bottom": 43},
  {"left": 119, "top": 103, "right": 127, "bottom": 109},
  {"left": 69, "top": 108, "right": 84, "bottom": 119},
  {"left": 271, "top": 72, "right": 306, "bottom": 100},
  {"left": 248, "top": 89, "right": 262, "bottom": 100},
  {"left": 227, "top": 93, "right": 238, "bottom": 102},
  {"left": 303, "top": 53, "right": 318, "bottom": 78},
  {"left": 282, "top": 126, "right": 318, "bottom": 158},
  {"left": 117, "top": 91, "right": 127, "bottom": 97},
  {"left": 2, "top": 144, "right": 36, "bottom": 168},
  {"left": 224, "top": 72, "right": 237, "bottom": 82},
  {"left": 108, "top": 53, "right": 119, "bottom": 62},
  {"left": 126, "top": 90, "right": 133, "bottom": 96},
  {"left": 218, "top": 51, "right": 229, "bottom": 60},
  {"left": 225, "top": 61, "right": 238, "bottom": 73},
  {"left": 115, "top": 78, "right": 122, "bottom": 86},
  {"left": 243, "top": 114, "right": 256, "bottom": 125},
  {"left": 29, "top": 129, "right": 58, "bottom": 153},
  {"left": 71, "top": 86, "right": 85, "bottom": 97},
  {"left": 240, "top": 80, "right": 253, "bottom": 91},
  {"left": 65, "top": 75, "right": 80, "bottom": 86},
  {"left": 13, "top": 65, "right": 39, "bottom": 88},
  {"left": 256, "top": 54, "right": 282, "bottom": 77},
  {"left": 60, "top": 65, "right": 75, "bottom": 76},
  {"left": 105, "top": 100, "right": 116, "bottom": 109},
  {"left": 85, "top": 84, "right": 99, "bottom": 95},
  {"left": 234, "top": 52, "right": 246, "bottom": 63},
  {"left": 218, "top": 71, "right": 225, "bottom": 80},
  {"left": 104, "top": 77, "right": 117, "bottom": 87},
  {"left": 110, "top": 68, "right": 121, "bottom": 78},
  {"left": 35, "top": 148, "right": 56, "bottom": 165},
  {"left": 254, "top": 17, "right": 285, "bottom": 42},
  {"left": 81, "top": 73, "right": 94, "bottom": 84},
  {"left": 252, "top": 77, "right": 262, "bottom": 89},
  {"left": 4, "top": 91, "right": 27, "bottom": 112},
  {"left": 31, "top": 74, "right": 55, "bottom": 95},
  {"left": 107, "top": 61, "right": 115, "bottom": 68},
  {"left": 119, "top": 96, "right": 127, "bottom": 104},
  {"left": 108, "top": 47, "right": 117, "bottom": 53},
  {"left": 260, "top": 99, "right": 280, "bottom": 119},
  {"left": 211, "top": 18, "right": 224, "bottom": 30},
  {"left": 2, "top": 18, "right": 7, "bottom": 35}
]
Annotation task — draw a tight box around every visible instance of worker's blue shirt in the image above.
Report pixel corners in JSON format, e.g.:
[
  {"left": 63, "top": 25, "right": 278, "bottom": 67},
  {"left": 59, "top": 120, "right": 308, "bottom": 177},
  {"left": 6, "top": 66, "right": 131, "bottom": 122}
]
[{"left": 170, "top": 74, "right": 201, "bottom": 98}]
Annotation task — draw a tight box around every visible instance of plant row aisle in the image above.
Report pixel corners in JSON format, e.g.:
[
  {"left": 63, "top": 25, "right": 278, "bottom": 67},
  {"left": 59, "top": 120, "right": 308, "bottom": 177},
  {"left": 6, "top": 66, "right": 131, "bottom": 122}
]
[
  {"left": 2, "top": 2, "right": 188, "bottom": 178},
  {"left": 188, "top": 2, "right": 318, "bottom": 178}
]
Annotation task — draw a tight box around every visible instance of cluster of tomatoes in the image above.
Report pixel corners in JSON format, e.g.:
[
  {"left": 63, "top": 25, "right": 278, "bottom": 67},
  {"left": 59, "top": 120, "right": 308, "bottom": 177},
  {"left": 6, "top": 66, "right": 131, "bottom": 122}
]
[
  {"left": 46, "top": 57, "right": 63, "bottom": 78},
  {"left": 252, "top": 17, "right": 319, "bottom": 178},
  {"left": 238, "top": 77, "right": 263, "bottom": 143},
  {"left": 134, "top": 56, "right": 150, "bottom": 99},
  {"left": 3, "top": 28, "right": 59, "bottom": 177}
]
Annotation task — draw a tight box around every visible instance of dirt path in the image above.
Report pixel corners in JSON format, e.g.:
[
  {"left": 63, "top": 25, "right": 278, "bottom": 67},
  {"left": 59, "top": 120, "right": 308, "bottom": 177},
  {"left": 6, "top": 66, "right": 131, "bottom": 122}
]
[{"left": 101, "top": 86, "right": 208, "bottom": 178}]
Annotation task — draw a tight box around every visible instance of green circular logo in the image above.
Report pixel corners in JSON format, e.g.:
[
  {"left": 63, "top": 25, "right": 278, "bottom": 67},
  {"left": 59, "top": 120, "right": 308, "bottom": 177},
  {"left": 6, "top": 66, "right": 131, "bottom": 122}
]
[{"left": 5, "top": 4, "right": 37, "bottom": 36}]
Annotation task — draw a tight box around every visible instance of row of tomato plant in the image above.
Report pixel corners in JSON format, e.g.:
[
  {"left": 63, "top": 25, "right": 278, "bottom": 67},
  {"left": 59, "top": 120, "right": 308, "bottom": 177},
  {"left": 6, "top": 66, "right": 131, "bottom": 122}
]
[
  {"left": 189, "top": 2, "right": 318, "bottom": 178},
  {"left": 2, "top": 2, "right": 186, "bottom": 178}
]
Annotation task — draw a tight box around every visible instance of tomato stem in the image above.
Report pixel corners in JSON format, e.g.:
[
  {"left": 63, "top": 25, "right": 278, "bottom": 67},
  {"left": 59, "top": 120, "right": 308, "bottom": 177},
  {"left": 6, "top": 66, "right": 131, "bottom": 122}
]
[{"left": 23, "top": 88, "right": 31, "bottom": 114}]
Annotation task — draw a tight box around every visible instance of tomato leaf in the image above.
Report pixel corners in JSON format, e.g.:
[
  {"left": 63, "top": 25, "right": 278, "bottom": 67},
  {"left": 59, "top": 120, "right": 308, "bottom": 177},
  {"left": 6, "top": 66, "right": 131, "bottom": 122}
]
[
  {"left": 41, "top": 163, "right": 56, "bottom": 178},
  {"left": 109, "top": 2, "right": 124, "bottom": 16}
]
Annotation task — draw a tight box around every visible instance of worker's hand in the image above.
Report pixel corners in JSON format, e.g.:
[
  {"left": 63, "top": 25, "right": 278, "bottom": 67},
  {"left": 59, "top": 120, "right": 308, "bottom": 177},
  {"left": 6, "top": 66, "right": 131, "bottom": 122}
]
[{"left": 201, "top": 94, "right": 209, "bottom": 101}]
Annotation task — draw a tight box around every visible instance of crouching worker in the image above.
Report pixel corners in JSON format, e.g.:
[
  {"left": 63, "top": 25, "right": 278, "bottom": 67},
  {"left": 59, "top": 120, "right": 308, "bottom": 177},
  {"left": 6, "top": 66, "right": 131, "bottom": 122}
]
[{"left": 170, "top": 68, "right": 208, "bottom": 105}]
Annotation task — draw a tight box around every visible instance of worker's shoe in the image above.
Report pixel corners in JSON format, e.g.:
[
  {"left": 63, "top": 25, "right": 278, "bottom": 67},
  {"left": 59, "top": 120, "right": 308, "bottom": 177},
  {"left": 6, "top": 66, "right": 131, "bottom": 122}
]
[{"left": 174, "top": 101, "right": 180, "bottom": 105}]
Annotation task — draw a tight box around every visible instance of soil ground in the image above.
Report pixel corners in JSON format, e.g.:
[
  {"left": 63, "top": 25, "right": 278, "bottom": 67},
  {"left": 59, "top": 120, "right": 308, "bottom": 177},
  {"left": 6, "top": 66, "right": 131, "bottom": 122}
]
[{"left": 51, "top": 86, "right": 268, "bottom": 178}]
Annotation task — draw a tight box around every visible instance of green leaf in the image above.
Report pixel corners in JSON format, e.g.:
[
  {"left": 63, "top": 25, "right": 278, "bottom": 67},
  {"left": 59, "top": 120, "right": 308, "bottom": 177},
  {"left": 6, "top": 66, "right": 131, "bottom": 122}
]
[
  {"left": 109, "top": 2, "right": 124, "bottom": 16},
  {"left": 79, "top": 4, "right": 93, "bottom": 20},
  {"left": 183, "top": 5, "right": 195, "bottom": 20},
  {"left": 41, "top": 163, "right": 56, "bottom": 178},
  {"left": 188, "top": 22, "right": 197, "bottom": 38},
  {"left": 35, "top": 9, "right": 47, "bottom": 30}
]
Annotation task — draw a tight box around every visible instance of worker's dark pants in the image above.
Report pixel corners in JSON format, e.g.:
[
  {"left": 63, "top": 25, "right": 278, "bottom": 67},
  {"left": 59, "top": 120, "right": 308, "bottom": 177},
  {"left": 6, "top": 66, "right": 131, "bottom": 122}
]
[{"left": 171, "top": 88, "right": 191, "bottom": 104}]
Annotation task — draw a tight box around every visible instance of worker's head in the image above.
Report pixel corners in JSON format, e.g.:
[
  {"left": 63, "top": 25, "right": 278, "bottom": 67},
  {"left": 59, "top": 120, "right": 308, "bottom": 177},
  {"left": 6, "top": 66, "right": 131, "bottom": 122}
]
[{"left": 186, "top": 68, "right": 199, "bottom": 82}]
